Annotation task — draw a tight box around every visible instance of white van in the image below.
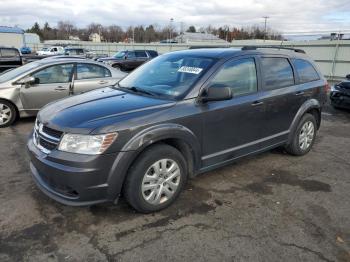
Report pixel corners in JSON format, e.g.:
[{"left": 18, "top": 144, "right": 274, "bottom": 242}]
[{"left": 37, "top": 46, "right": 65, "bottom": 56}]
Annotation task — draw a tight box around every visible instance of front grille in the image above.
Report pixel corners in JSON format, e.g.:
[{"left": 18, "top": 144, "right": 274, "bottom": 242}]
[
  {"left": 42, "top": 126, "right": 63, "bottom": 139},
  {"left": 33, "top": 119, "right": 62, "bottom": 153}
]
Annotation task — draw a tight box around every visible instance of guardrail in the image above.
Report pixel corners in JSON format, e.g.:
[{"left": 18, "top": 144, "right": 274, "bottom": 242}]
[{"left": 27, "top": 40, "right": 350, "bottom": 82}]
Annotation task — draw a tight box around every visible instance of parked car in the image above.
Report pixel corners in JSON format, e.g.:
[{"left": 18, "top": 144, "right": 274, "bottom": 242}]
[
  {"left": 20, "top": 46, "right": 32, "bottom": 54},
  {"left": 37, "top": 46, "right": 65, "bottom": 56},
  {"left": 98, "top": 50, "right": 158, "bottom": 71},
  {"left": 64, "top": 47, "right": 96, "bottom": 59},
  {"left": 27, "top": 47, "right": 327, "bottom": 213},
  {"left": 330, "top": 74, "right": 350, "bottom": 110},
  {"left": 0, "top": 58, "right": 126, "bottom": 127},
  {"left": 0, "top": 47, "right": 23, "bottom": 73}
]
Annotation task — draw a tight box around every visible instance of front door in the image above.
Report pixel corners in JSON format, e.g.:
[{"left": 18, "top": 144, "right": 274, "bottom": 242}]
[
  {"left": 20, "top": 63, "right": 74, "bottom": 110},
  {"left": 201, "top": 57, "right": 266, "bottom": 167}
]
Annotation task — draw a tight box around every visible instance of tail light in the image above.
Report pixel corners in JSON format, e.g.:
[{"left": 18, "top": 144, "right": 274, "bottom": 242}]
[{"left": 324, "top": 82, "right": 330, "bottom": 93}]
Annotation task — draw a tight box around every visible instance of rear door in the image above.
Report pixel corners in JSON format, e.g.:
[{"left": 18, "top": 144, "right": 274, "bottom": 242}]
[
  {"left": 72, "top": 63, "right": 114, "bottom": 94},
  {"left": 257, "top": 56, "right": 300, "bottom": 140},
  {"left": 135, "top": 50, "right": 149, "bottom": 67},
  {"left": 20, "top": 63, "right": 74, "bottom": 110}
]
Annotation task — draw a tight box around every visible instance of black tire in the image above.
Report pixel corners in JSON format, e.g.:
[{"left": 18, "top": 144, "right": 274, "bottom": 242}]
[
  {"left": 123, "top": 144, "right": 188, "bottom": 213},
  {"left": 112, "top": 64, "right": 123, "bottom": 71},
  {"left": 285, "top": 113, "right": 317, "bottom": 156},
  {"left": 0, "top": 100, "right": 17, "bottom": 128}
]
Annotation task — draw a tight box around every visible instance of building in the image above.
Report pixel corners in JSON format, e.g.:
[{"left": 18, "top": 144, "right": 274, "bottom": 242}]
[
  {"left": 175, "top": 32, "right": 229, "bottom": 44},
  {"left": 0, "top": 26, "right": 24, "bottom": 48},
  {"left": 89, "top": 33, "right": 102, "bottom": 43},
  {"left": 24, "top": 33, "right": 40, "bottom": 45}
]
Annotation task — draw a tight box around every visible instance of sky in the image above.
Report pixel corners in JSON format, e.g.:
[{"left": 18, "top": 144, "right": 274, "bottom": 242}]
[{"left": 1, "top": 0, "right": 350, "bottom": 36}]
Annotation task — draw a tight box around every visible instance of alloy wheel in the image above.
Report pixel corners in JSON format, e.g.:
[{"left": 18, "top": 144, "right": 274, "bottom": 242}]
[
  {"left": 0, "top": 103, "right": 12, "bottom": 125},
  {"left": 141, "top": 159, "right": 181, "bottom": 205},
  {"left": 299, "top": 121, "right": 315, "bottom": 151}
]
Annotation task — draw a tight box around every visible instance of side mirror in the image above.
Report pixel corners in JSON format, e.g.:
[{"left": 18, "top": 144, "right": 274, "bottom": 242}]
[
  {"left": 18, "top": 76, "right": 36, "bottom": 86},
  {"left": 201, "top": 85, "right": 232, "bottom": 102},
  {"left": 124, "top": 55, "right": 128, "bottom": 60},
  {"left": 346, "top": 74, "right": 350, "bottom": 80}
]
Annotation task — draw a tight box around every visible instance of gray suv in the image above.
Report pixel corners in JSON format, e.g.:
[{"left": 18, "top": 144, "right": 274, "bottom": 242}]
[
  {"left": 27, "top": 47, "right": 328, "bottom": 213},
  {"left": 0, "top": 58, "right": 126, "bottom": 127}
]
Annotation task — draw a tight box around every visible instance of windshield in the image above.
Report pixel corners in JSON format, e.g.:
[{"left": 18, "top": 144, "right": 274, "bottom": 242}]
[
  {"left": 0, "top": 62, "right": 40, "bottom": 83},
  {"left": 113, "top": 51, "right": 127, "bottom": 58},
  {"left": 117, "top": 53, "right": 215, "bottom": 99}
]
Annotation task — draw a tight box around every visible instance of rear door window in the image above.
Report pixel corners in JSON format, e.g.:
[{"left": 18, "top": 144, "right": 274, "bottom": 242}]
[
  {"left": 76, "top": 63, "right": 111, "bottom": 80},
  {"left": 293, "top": 59, "right": 320, "bottom": 83},
  {"left": 135, "top": 51, "right": 147, "bottom": 58},
  {"left": 261, "top": 57, "right": 294, "bottom": 90}
]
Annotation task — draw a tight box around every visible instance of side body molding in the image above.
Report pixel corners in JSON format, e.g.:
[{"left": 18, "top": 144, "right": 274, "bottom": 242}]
[
  {"left": 106, "top": 123, "right": 201, "bottom": 201},
  {"left": 287, "top": 98, "right": 321, "bottom": 144}
]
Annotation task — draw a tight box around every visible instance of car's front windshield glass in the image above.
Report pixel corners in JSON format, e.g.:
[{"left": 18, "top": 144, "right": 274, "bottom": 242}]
[
  {"left": 0, "top": 62, "right": 40, "bottom": 83},
  {"left": 114, "top": 51, "right": 126, "bottom": 58},
  {"left": 117, "top": 53, "right": 215, "bottom": 99}
]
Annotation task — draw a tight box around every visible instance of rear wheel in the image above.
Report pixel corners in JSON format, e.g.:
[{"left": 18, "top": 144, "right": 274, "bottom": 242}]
[
  {"left": 112, "top": 64, "right": 122, "bottom": 71},
  {"left": 123, "top": 144, "right": 188, "bottom": 213},
  {"left": 0, "top": 100, "right": 17, "bottom": 128},
  {"left": 285, "top": 113, "right": 317, "bottom": 156}
]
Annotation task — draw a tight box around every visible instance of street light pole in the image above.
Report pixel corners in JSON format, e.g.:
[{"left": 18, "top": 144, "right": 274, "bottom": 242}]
[{"left": 263, "top": 16, "right": 269, "bottom": 42}]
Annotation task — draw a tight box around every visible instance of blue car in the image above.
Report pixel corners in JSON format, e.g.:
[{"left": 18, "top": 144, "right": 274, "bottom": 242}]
[{"left": 20, "top": 46, "right": 32, "bottom": 54}]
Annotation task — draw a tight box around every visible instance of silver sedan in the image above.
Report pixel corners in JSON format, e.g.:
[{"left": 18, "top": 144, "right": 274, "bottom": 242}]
[{"left": 0, "top": 58, "right": 127, "bottom": 127}]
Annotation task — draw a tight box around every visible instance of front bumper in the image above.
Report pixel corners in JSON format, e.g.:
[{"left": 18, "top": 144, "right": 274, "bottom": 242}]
[{"left": 27, "top": 136, "right": 120, "bottom": 206}]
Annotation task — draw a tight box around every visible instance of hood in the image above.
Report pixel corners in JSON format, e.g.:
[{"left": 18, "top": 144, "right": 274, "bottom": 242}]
[{"left": 38, "top": 87, "right": 175, "bottom": 133}]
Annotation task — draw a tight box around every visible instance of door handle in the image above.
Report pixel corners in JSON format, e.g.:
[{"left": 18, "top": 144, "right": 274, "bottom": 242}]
[
  {"left": 54, "top": 86, "right": 67, "bottom": 91},
  {"left": 295, "top": 91, "right": 305, "bottom": 96},
  {"left": 99, "top": 80, "right": 108, "bottom": 85},
  {"left": 251, "top": 101, "right": 264, "bottom": 106}
]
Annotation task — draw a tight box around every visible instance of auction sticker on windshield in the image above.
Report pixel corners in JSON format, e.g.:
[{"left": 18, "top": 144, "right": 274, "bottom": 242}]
[{"left": 178, "top": 66, "right": 203, "bottom": 74}]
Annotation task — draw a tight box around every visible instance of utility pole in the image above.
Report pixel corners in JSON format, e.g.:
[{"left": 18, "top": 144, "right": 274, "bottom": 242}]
[
  {"left": 169, "top": 18, "right": 174, "bottom": 41},
  {"left": 263, "top": 16, "right": 269, "bottom": 42}
]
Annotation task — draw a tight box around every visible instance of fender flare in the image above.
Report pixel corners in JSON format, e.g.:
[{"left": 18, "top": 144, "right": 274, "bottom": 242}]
[
  {"left": 106, "top": 123, "right": 201, "bottom": 201},
  {"left": 287, "top": 99, "right": 321, "bottom": 144}
]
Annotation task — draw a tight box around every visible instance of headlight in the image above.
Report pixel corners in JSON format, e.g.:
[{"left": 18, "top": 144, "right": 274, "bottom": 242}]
[
  {"left": 330, "top": 85, "right": 338, "bottom": 92},
  {"left": 58, "top": 132, "right": 118, "bottom": 155}
]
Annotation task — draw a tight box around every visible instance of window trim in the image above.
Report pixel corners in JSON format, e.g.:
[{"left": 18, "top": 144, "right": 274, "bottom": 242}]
[
  {"left": 204, "top": 56, "right": 259, "bottom": 98},
  {"left": 75, "top": 62, "right": 112, "bottom": 80},
  {"left": 292, "top": 58, "right": 320, "bottom": 84},
  {"left": 259, "top": 56, "right": 296, "bottom": 91}
]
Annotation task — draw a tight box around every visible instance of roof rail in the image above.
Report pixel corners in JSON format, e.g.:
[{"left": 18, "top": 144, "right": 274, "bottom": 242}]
[{"left": 241, "top": 45, "right": 306, "bottom": 54}]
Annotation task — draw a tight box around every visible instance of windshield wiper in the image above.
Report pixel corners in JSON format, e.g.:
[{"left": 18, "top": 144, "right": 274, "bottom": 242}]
[{"left": 116, "top": 83, "right": 155, "bottom": 96}]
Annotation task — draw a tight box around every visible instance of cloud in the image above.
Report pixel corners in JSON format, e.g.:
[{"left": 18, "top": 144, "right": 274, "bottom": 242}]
[{"left": 0, "top": 0, "right": 349, "bottom": 33}]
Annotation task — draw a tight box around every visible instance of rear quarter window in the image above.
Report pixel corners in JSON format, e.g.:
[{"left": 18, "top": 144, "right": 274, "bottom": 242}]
[{"left": 292, "top": 59, "right": 320, "bottom": 83}]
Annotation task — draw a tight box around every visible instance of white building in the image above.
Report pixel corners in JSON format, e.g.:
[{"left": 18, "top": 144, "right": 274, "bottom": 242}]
[
  {"left": 24, "top": 33, "right": 40, "bottom": 45},
  {"left": 0, "top": 26, "right": 24, "bottom": 48},
  {"left": 89, "top": 33, "right": 102, "bottom": 43}
]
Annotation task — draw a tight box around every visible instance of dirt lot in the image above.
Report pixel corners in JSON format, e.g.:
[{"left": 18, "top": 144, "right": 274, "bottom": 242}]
[{"left": 0, "top": 104, "right": 349, "bottom": 262}]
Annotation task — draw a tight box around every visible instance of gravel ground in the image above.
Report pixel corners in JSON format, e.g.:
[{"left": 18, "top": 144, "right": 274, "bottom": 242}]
[{"left": 0, "top": 104, "right": 349, "bottom": 262}]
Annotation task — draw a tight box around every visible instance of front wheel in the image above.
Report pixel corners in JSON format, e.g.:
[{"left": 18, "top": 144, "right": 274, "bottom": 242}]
[
  {"left": 123, "top": 144, "right": 188, "bottom": 213},
  {"left": 285, "top": 113, "right": 317, "bottom": 156},
  {"left": 0, "top": 100, "right": 17, "bottom": 128}
]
